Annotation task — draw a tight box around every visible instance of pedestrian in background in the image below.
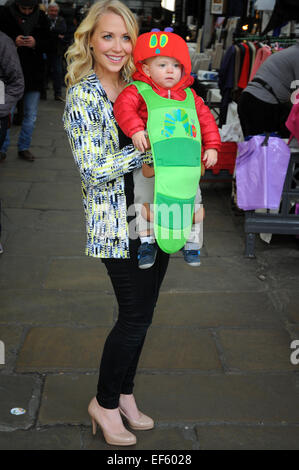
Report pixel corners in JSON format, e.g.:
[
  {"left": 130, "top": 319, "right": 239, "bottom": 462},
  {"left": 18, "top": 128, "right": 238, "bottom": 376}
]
[
  {"left": 63, "top": 0, "right": 169, "bottom": 447},
  {"left": 0, "top": 0, "right": 50, "bottom": 161},
  {"left": 46, "top": 2, "right": 67, "bottom": 101},
  {"left": 0, "top": 30, "right": 24, "bottom": 253}
]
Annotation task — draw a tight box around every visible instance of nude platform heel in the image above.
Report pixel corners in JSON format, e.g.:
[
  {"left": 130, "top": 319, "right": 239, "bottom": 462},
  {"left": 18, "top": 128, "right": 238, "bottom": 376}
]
[
  {"left": 119, "top": 407, "right": 154, "bottom": 430},
  {"left": 88, "top": 398, "right": 137, "bottom": 446}
]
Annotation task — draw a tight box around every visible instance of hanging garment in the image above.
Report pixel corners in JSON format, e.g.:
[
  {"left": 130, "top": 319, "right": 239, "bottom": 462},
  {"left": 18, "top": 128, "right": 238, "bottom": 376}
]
[
  {"left": 238, "top": 43, "right": 251, "bottom": 89},
  {"left": 286, "top": 102, "right": 299, "bottom": 143},
  {"left": 218, "top": 44, "right": 236, "bottom": 126}
]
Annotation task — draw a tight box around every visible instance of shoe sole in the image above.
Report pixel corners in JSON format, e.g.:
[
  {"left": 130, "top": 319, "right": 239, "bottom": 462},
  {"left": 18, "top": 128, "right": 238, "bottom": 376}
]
[{"left": 139, "top": 262, "right": 156, "bottom": 269}]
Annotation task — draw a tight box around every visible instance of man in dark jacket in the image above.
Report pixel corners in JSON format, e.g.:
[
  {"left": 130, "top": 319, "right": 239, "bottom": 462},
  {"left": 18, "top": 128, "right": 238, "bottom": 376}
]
[
  {"left": 0, "top": 31, "right": 24, "bottom": 154},
  {"left": 0, "top": 31, "right": 24, "bottom": 255},
  {"left": 0, "top": 0, "right": 50, "bottom": 161},
  {"left": 46, "top": 2, "right": 66, "bottom": 101}
]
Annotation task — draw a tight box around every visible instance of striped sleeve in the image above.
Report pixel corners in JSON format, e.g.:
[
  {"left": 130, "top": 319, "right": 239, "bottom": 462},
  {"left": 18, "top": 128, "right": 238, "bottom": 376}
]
[{"left": 63, "top": 85, "right": 145, "bottom": 187}]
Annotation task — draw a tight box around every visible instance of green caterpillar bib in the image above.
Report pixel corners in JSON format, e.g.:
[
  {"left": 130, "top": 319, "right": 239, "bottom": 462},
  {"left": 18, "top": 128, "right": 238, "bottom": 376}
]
[{"left": 133, "top": 81, "right": 202, "bottom": 254}]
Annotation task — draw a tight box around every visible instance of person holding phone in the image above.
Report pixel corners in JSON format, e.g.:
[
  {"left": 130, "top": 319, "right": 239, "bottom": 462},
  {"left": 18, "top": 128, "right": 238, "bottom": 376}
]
[{"left": 0, "top": 0, "right": 50, "bottom": 161}]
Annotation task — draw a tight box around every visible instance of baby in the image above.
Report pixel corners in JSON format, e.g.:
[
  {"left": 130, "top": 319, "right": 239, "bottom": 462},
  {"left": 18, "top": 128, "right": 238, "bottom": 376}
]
[{"left": 114, "top": 31, "right": 221, "bottom": 268}]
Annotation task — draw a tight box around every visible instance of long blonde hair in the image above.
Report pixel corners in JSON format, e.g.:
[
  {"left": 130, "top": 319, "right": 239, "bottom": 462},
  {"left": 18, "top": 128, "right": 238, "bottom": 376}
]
[{"left": 65, "top": 0, "right": 138, "bottom": 88}]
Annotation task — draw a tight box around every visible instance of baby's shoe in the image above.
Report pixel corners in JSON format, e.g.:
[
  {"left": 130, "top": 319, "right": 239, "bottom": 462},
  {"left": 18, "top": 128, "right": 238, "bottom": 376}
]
[
  {"left": 138, "top": 242, "right": 157, "bottom": 269},
  {"left": 182, "top": 248, "right": 201, "bottom": 267}
]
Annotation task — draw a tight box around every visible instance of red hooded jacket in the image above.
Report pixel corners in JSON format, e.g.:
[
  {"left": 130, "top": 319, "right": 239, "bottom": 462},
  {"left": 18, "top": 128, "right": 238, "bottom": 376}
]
[{"left": 114, "top": 32, "right": 221, "bottom": 155}]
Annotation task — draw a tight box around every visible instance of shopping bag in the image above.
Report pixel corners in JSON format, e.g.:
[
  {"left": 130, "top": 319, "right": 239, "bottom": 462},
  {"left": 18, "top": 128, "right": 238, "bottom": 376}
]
[{"left": 236, "top": 134, "right": 291, "bottom": 210}]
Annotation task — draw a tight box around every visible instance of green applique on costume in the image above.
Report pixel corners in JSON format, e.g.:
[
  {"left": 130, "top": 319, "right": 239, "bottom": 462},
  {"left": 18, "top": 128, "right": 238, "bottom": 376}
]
[{"left": 132, "top": 81, "right": 202, "bottom": 254}]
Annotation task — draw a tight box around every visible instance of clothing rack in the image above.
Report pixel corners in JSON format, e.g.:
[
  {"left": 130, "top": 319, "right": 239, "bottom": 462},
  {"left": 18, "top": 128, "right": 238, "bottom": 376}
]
[{"left": 234, "top": 35, "right": 297, "bottom": 45}]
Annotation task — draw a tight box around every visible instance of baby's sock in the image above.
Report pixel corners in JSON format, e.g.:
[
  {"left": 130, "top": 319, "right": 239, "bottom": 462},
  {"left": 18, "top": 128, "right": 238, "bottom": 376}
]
[
  {"left": 140, "top": 235, "right": 156, "bottom": 244},
  {"left": 184, "top": 241, "right": 201, "bottom": 251}
]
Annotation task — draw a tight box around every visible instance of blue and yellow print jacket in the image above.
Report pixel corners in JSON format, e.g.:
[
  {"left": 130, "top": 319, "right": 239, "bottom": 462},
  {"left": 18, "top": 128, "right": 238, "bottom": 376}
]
[{"left": 63, "top": 72, "right": 150, "bottom": 258}]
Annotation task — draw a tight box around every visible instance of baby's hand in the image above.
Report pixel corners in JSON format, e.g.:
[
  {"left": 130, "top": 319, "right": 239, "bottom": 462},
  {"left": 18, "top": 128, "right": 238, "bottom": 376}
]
[
  {"left": 203, "top": 149, "right": 218, "bottom": 168},
  {"left": 132, "top": 130, "right": 149, "bottom": 153}
]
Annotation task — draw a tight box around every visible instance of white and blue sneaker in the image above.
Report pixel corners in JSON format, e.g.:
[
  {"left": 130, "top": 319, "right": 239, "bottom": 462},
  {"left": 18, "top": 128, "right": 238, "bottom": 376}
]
[
  {"left": 182, "top": 249, "right": 201, "bottom": 267},
  {"left": 138, "top": 242, "right": 158, "bottom": 269}
]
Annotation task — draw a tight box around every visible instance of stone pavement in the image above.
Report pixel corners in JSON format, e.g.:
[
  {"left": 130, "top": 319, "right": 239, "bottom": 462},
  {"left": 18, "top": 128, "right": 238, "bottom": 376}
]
[{"left": 0, "top": 95, "right": 299, "bottom": 450}]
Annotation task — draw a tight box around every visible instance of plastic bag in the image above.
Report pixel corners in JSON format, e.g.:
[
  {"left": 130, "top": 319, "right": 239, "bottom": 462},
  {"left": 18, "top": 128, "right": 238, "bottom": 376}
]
[
  {"left": 219, "top": 102, "right": 244, "bottom": 142},
  {"left": 236, "top": 134, "right": 291, "bottom": 210}
]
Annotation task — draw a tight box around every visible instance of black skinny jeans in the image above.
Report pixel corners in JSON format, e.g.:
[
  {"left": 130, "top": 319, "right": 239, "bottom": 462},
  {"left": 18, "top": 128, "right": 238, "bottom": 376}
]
[{"left": 96, "top": 241, "right": 169, "bottom": 409}]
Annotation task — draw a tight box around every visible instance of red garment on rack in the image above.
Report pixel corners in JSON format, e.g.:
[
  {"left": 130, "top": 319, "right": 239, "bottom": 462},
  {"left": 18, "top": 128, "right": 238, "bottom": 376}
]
[{"left": 238, "top": 43, "right": 251, "bottom": 89}]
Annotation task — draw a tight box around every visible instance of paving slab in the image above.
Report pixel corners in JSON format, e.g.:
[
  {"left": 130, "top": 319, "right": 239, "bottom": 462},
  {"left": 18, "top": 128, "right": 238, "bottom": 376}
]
[
  {"left": 203, "top": 212, "right": 239, "bottom": 232},
  {"left": 81, "top": 426, "right": 195, "bottom": 450},
  {"left": 0, "top": 375, "right": 40, "bottom": 430},
  {"left": 3, "top": 208, "right": 85, "bottom": 233},
  {"left": 204, "top": 231, "right": 245, "bottom": 256},
  {"left": 153, "top": 292, "right": 282, "bottom": 328},
  {"left": 0, "top": 427, "right": 81, "bottom": 450},
  {"left": 32, "top": 157, "right": 77, "bottom": 171},
  {"left": 260, "top": 257, "right": 299, "bottom": 290},
  {"left": 38, "top": 374, "right": 97, "bottom": 426},
  {"left": 53, "top": 169, "right": 81, "bottom": 183},
  {"left": 139, "top": 327, "right": 221, "bottom": 370},
  {"left": 38, "top": 373, "right": 299, "bottom": 425},
  {"left": 0, "top": 256, "right": 49, "bottom": 289},
  {"left": 196, "top": 424, "right": 299, "bottom": 450},
  {"left": 218, "top": 329, "right": 294, "bottom": 371},
  {"left": 16, "top": 327, "right": 110, "bottom": 372},
  {"left": 43, "top": 257, "right": 113, "bottom": 291},
  {"left": 38, "top": 210, "right": 85, "bottom": 232},
  {"left": 281, "top": 291, "right": 299, "bottom": 324},
  {"left": 28, "top": 146, "right": 53, "bottom": 159},
  {"left": 0, "top": 167, "right": 56, "bottom": 183},
  {"left": 2, "top": 208, "right": 42, "bottom": 231},
  {"left": 161, "top": 257, "right": 263, "bottom": 293},
  {"left": 4, "top": 229, "right": 86, "bottom": 257},
  {"left": 0, "top": 290, "right": 115, "bottom": 326},
  {"left": 23, "top": 183, "right": 82, "bottom": 210},
  {"left": 0, "top": 182, "right": 31, "bottom": 208},
  {"left": 133, "top": 374, "right": 299, "bottom": 424},
  {"left": 200, "top": 188, "right": 231, "bottom": 214},
  {"left": 0, "top": 326, "right": 24, "bottom": 370}
]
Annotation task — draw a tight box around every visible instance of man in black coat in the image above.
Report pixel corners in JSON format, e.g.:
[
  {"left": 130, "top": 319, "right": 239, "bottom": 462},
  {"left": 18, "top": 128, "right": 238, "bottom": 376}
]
[
  {"left": 0, "top": 30, "right": 24, "bottom": 254},
  {"left": 0, "top": 0, "right": 50, "bottom": 161},
  {"left": 0, "top": 31, "right": 24, "bottom": 152},
  {"left": 46, "top": 2, "right": 66, "bottom": 101}
]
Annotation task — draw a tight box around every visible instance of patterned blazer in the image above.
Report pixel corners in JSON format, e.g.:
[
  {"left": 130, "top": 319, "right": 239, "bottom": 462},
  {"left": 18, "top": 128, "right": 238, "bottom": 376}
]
[{"left": 63, "top": 72, "right": 150, "bottom": 259}]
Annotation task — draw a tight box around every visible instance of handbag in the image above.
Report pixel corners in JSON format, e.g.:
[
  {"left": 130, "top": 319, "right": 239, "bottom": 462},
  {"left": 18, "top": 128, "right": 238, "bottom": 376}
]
[{"left": 236, "top": 134, "right": 291, "bottom": 210}]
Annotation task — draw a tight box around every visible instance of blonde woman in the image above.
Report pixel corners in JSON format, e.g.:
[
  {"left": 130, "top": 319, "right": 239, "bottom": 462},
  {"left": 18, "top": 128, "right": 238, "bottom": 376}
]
[{"left": 63, "top": 0, "right": 169, "bottom": 447}]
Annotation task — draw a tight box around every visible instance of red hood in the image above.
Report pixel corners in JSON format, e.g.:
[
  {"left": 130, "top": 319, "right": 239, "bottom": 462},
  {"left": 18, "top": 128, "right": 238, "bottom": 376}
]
[{"left": 132, "top": 31, "right": 194, "bottom": 92}]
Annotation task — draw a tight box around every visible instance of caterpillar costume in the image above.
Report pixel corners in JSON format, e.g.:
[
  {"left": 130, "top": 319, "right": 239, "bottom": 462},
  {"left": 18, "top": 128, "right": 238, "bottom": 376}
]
[{"left": 115, "top": 31, "right": 206, "bottom": 254}]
